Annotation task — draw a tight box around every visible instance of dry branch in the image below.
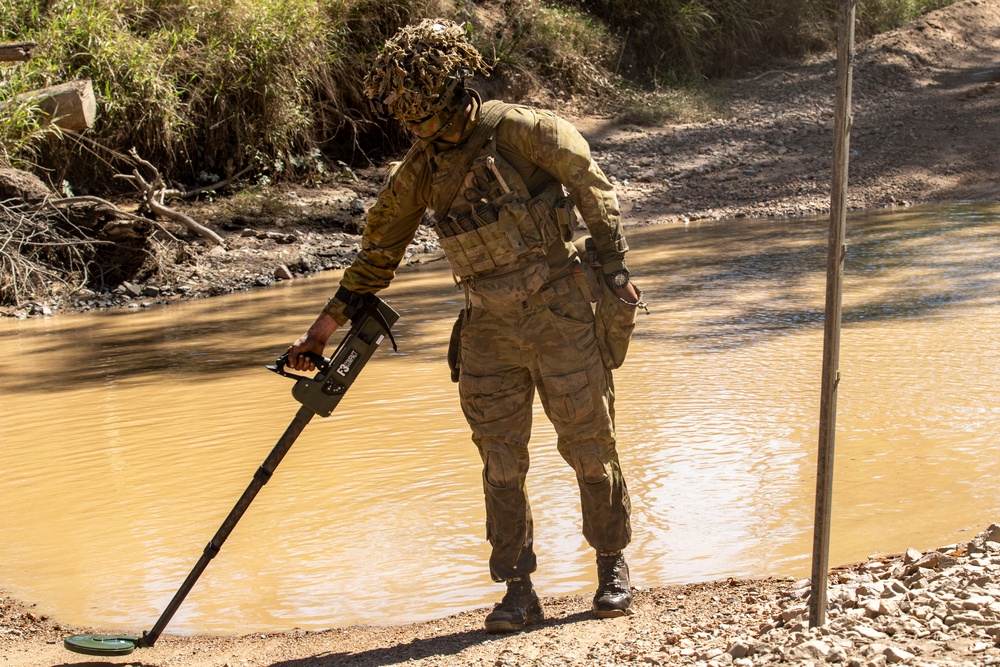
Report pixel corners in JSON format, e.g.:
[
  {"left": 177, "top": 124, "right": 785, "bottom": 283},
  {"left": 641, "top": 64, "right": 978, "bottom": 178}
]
[
  {"left": 120, "top": 150, "right": 226, "bottom": 247},
  {"left": 170, "top": 165, "right": 253, "bottom": 200},
  {"left": 0, "top": 201, "right": 94, "bottom": 307}
]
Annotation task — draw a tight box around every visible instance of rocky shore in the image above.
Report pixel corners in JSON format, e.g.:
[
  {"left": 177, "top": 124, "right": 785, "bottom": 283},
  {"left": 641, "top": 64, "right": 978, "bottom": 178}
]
[{"left": 3, "top": 524, "right": 1000, "bottom": 666}]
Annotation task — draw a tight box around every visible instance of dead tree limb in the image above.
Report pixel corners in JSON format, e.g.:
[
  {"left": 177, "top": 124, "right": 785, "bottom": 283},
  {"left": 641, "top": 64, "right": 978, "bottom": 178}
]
[
  {"left": 167, "top": 165, "right": 253, "bottom": 200},
  {"left": 120, "top": 150, "right": 227, "bottom": 248}
]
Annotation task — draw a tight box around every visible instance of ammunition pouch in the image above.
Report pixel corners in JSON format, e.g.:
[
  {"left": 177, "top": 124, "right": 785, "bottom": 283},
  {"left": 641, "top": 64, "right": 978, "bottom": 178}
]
[
  {"left": 439, "top": 194, "right": 561, "bottom": 271},
  {"left": 436, "top": 151, "right": 567, "bottom": 307}
]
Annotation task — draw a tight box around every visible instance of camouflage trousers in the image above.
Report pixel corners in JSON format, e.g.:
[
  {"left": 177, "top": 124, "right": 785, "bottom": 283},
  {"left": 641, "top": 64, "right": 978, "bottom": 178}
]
[{"left": 458, "top": 274, "right": 632, "bottom": 582}]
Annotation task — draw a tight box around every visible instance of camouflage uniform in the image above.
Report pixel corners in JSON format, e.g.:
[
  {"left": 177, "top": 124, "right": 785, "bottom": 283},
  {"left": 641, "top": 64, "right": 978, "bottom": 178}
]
[{"left": 323, "top": 95, "right": 633, "bottom": 583}]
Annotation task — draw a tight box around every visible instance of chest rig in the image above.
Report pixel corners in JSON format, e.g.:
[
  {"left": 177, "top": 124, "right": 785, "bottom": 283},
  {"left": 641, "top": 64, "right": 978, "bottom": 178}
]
[{"left": 427, "top": 102, "right": 575, "bottom": 306}]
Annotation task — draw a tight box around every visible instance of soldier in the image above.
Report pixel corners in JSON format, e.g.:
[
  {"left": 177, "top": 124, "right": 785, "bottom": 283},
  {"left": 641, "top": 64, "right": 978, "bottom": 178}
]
[{"left": 287, "top": 19, "right": 642, "bottom": 632}]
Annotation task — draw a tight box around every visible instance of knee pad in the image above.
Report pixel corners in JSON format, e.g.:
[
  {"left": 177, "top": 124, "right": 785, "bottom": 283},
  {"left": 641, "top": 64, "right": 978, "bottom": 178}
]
[
  {"left": 565, "top": 444, "right": 611, "bottom": 485},
  {"left": 482, "top": 444, "right": 522, "bottom": 489}
]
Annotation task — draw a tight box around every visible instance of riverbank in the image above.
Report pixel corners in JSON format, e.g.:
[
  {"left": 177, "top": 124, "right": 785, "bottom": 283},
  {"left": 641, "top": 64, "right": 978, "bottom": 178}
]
[
  {"left": 3, "top": 0, "right": 999, "bottom": 319},
  {"left": 3, "top": 524, "right": 999, "bottom": 666}
]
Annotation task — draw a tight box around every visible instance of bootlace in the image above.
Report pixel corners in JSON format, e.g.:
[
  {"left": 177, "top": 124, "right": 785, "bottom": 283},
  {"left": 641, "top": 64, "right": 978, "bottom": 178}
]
[
  {"left": 597, "top": 554, "right": 629, "bottom": 595},
  {"left": 499, "top": 578, "right": 533, "bottom": 608}
]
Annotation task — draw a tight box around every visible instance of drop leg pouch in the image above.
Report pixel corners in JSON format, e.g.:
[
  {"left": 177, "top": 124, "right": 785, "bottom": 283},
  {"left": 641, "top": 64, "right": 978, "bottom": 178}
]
[{"left": 595, "top": 284, "right": 642, "bottom": 370}]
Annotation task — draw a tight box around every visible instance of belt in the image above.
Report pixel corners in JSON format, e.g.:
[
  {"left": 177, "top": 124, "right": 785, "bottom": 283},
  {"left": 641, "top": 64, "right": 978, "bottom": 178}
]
[
  {"left": 466, "top": 267, "right": 576, "bottom": 311},
  {"left": 520, "top": 271, "right": 575, "bottom": 309}
]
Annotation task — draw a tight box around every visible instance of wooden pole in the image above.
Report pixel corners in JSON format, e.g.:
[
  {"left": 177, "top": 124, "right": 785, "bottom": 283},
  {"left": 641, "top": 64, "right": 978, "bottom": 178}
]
[{"left": 809, "top": 0, "right": 856, "bottom": 629}]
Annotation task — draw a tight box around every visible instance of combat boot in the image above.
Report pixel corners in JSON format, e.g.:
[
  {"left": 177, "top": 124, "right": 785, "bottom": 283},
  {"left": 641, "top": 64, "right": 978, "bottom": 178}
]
[
  {"left": 484, "top": 576, "right": 544, "bottom": 633},
  {"left": 593, "top": 551, "right": 634, "bottom": 618}
]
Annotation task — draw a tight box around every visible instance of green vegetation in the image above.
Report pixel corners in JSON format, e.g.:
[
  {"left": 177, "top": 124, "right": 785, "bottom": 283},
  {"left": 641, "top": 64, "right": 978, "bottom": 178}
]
[
  {"left": 0, "top": 0, "right": 956, "bottom": 193},
  {"left": 576, "top": 0, "right": 958, "bottom": 82}
]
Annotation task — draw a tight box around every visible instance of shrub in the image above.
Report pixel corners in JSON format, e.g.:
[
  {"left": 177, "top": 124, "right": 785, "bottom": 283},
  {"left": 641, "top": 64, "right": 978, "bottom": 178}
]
[
  {"left": 0, "top": 0, "right": 958, "bottom": 191},
  {"left": 570, "top": 0, "right": 956, "bottom": 83}
]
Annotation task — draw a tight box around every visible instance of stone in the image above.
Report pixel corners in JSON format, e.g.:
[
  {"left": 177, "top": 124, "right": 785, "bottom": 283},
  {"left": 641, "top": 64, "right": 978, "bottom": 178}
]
[
  {"left": 949, "top": 611, "right": 990, "bottom": 626},
  {"left": 904, "top": 548, "right": 923, "bottom": 565},
  {"left": 0, "top": 168, "right": 52, "bottom": 203},
  {"left": 882, "top": 646, "right": 914, "bottom": 663},
  {"left": 858, "top": 583, "right": 886, "bottom": 597},
  {"left": 699, "top": 647, "right": 724, "bottom": 660},
  {"left": 889, "top": 581, "right": 909, "bottom": 595},
  {"left": 878, "top": 599, "right": 900, "bottom": 616},
  {"left": 856, "top": 625, "right": 889, "bottom": 640},
  {"left": 122, "top": 281, "right": 143, "bottom": 297},
  {"left": 274, "top": 265, "right": 294, "bottom": 280},
  {"left": 781, "top": 605, "right": 807, "bottom": 623},
  {"left": 727, "top": 641, "right": 750, "bottom": 659},
  {"left": 796, "top": 639, "right": 831, "bottom": 660},
  {"left": 828, "top": 646, "right": 849, "bottom": 663},
  {"left": 962, "top": 595, "right": 994, "bottom": 611}
]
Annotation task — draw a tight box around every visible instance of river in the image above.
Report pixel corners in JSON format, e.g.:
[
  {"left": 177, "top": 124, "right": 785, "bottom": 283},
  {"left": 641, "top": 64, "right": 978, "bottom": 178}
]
[{"left": 1, "top": 202, "right": 998, "bottom": 634}]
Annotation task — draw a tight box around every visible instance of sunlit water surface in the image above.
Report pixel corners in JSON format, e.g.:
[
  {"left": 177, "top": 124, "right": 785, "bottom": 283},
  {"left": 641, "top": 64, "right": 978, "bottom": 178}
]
[{"left": 1, "top": 202, "right": 998, "bottom": 634}]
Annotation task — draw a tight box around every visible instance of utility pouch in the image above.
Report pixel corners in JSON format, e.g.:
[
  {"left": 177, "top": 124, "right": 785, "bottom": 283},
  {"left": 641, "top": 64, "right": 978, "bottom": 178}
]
[
  {"left": 573, "top": 235, "right": 644, "bottom": 370},
  {"left": 553, "top": 197, "right": 577, "bottom": 239},
  {"left": 595, "top": 285, "right": 642, "bottom": 370},
  {"left": 571, "top": 255, "right": 602, "bottom": 304},
  {"left": 447, "top": 309, "right": 466, "bottom": 382}
]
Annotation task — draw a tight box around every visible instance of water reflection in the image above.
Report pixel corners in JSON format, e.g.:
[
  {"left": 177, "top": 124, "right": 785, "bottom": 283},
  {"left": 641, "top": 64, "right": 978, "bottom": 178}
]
[{"left": 0, "top": 202, "right": 998, "bottom": 634}]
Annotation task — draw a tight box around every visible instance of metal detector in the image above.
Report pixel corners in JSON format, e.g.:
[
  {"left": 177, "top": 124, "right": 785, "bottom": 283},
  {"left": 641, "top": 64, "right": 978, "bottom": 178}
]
[{"left": 63, "top": 295, "right": 399, "bottom": 656}]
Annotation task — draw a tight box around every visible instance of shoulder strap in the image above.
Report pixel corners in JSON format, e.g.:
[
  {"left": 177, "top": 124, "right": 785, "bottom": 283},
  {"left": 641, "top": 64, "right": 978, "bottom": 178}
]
[{"left": 435, "top": 101, "right": 516, "bottom": 221}]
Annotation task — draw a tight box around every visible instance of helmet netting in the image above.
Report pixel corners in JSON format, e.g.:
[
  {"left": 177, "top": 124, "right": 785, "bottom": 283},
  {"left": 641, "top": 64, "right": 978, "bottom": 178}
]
[{"left": 364, "top": 19, "right": 490, "bottom": 121}]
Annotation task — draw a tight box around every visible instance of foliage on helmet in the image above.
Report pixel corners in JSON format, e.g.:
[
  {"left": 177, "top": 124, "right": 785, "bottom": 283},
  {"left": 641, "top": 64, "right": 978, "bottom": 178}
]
[{"left": 364, "top": 19, "right": 490, "bottom": 122}]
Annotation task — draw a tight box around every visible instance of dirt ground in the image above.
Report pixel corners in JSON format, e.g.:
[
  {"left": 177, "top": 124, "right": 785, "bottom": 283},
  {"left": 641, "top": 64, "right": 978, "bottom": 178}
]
[{"left": 3, "top": 1, "right": 1000, "bottom": 665}]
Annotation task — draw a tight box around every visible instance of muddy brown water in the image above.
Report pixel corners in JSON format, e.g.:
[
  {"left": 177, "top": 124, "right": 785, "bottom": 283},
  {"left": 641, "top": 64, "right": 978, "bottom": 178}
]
[{"left": 1, "top": 203, "right": 999, "bottom": 635}]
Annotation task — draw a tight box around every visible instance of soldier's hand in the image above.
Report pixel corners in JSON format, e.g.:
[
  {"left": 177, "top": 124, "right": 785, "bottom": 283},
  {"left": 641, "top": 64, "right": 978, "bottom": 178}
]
[
  {"left": 612, "top": 282, "right": 640, "bottom": 305},
  {"left": 287, "top": 313, "right": 340, "bottom": 371}
]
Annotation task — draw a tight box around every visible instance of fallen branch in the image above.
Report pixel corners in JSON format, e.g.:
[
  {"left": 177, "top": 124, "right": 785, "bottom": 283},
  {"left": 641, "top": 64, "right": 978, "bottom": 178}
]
[
  {"left": 171, "top": 165, "right": 253, "bottom": 200},
  {"left": 0, "top": 200, "right": 93, "bottom": 307},
  {"left": 16, "top": 80, "right": 97, "bottom": 132},
  {"left": 46, "top": 195, "right": 149, "bottom": 223},
  {"left": 119, "top": 150, "right": 226, "bottom": 247}
]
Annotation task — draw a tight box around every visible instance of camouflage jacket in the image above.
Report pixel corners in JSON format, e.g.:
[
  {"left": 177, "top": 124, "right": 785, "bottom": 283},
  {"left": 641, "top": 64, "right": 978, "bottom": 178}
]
[{"left": 323, "top": 94, "right": 628, "bottom": 324}]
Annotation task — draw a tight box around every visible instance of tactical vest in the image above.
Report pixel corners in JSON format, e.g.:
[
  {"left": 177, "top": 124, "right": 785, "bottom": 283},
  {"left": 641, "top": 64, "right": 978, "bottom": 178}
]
[{"left": 427, "top": 103, "right": 577, "bottom": 306}]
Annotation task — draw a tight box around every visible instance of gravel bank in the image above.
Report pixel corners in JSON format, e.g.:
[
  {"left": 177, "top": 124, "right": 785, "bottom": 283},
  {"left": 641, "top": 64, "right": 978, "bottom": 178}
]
[{"left": 3, "top": 525, "right": 1000, "bottom": 666}]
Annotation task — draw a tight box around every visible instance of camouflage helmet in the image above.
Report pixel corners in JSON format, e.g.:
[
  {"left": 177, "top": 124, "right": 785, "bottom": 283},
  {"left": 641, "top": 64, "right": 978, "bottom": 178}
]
[{"left": 364, "top": 19, "right": 490, "bottom": 122}]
